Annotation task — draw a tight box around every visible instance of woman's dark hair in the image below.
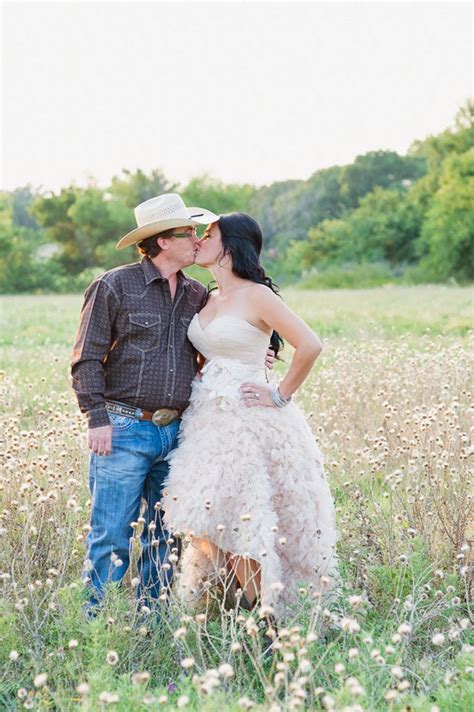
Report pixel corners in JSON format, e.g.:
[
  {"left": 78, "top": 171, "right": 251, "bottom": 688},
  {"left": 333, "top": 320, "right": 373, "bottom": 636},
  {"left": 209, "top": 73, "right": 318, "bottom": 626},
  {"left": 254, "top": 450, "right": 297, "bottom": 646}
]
[{"left": 207, "top": 212, "right": 284, "bottom": 358}]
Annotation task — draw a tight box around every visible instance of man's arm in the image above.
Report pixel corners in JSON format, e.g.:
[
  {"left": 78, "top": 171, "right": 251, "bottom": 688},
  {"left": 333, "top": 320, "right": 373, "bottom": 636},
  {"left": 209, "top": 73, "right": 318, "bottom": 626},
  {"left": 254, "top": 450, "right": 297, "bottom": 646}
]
[{"left": 71, "top": 278, "right": 119, "bottom": 431}]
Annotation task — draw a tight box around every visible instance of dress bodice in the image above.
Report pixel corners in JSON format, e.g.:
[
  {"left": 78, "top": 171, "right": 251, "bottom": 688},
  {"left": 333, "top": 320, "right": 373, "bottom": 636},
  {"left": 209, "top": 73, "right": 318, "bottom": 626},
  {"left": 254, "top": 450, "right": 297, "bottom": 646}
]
[
  {"left": 187, "top": 314, "right": 271, "bottom": 399},
  {"left": 188, "top": 314, "right": 270, "bottom": 364}
]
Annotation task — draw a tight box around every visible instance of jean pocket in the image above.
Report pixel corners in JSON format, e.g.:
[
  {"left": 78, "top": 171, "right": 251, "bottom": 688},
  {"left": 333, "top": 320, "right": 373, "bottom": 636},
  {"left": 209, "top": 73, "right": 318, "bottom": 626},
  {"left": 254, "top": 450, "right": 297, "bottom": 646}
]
[{"left": 108, "top": 412, "right": 135, "bottom": 430}]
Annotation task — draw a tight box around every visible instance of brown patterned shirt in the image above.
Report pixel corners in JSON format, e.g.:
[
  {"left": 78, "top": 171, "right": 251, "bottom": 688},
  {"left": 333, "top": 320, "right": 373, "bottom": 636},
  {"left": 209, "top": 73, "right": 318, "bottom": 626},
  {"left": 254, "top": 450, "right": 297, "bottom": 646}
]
[{"left": 71, "top": 256, "right": 207, "bottom": 428}]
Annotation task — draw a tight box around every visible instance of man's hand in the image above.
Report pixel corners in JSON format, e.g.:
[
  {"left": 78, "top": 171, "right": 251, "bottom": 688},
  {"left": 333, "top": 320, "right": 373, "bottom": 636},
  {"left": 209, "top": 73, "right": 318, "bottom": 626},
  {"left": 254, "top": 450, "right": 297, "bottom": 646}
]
[
  {"left": 88, "top": 425, "right": 112, "bottom": 456},
  {"left": 265, "top": 347, "right": 276, "bottom": 370}
]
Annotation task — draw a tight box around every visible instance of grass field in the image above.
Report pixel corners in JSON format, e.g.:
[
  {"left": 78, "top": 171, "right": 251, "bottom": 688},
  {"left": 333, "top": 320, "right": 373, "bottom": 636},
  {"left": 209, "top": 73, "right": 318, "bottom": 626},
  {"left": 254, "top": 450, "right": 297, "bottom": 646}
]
[{"left": 0, "top": 286, "right": 473, "bottom": 711}]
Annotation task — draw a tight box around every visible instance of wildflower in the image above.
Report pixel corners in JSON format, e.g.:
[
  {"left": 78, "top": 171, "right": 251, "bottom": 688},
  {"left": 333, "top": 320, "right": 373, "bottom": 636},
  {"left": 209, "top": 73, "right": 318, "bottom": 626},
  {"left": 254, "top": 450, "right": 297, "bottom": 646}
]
[
  {"left": 131, "top": 577, "right": 140, "bottom": 588},
  {"left": 398, "top": 679, "right": 410, "bottom": 691},
  {"left": 218, "top": 663, "right": 234, "bottom": 678},
  {"left": 76, "top": 683, "right": 90, "bottom": 695},
  {"left": 231, "top": 642, "right": 242, "bottom": 652},
  {"left": 34, "top": 673, "right": 48, "bottom": 688},
  {"left": 106, "top": 650, "right": 119, "bottom": 665},
  {"left": 397, "top": 623, "right": 411, "bottom": 636},
  {"left": 158, "top": 695, "right": 168, "bottom": 704},
  {"left": 177, "top": 696, "right": 189, "bottom": 708},
  {"left": 174, "top": 627, "right": 187, "bottom": 639},
  {"left": 348, "top": 594, "right": 365, "bottom": 608},
  {"left": 238, "top": 697, "right": 254, "bottom": 709},
  {"left": 99, "top": 691, "right": 120, "bottom": 704},
  {"left": 334, "top": 663, "right": 345, "bottom": 673},
  {"left": 340, "top": 616, "right": 360, "bottom": 633},
  {"left": 181, "top": 657, "right": 195, "bottom": 669},
  {"left": 270, "top": 581, "right": 284, "bottom": 593},
  {"left": 431, "top": 633, "right": 445, "bottom": 646},
  {"left": 68, "top": 639, "right": 79, "bottom": 649},
  {"left": 17, "top": 689, "right": 28, "bottom": 699},
  {"left": 9, "top": 650, "right": 19, "bottom": 661},
  {"left": 245, "top": 617, "right": 259, "bottom": 636},
  {"left": 385, "top": 690, "right": 398, "bottom": 702},
  {"left": 132, "top": 671, "right": 150, "bottom": 684},
  {"left": 391, "top": 665, "right": 404, "bottom": 678},
  {"left": 143, "top": 694, "right": 156, "bottom": 705},
  {"left": 348, "top": 647, "right": 359, "bottom": 658}
]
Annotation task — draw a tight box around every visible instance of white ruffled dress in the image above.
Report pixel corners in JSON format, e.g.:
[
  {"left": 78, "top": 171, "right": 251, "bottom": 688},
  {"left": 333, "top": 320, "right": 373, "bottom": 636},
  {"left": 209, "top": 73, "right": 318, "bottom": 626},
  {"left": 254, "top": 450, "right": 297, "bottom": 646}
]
[{"left": 162, "top": 314, "right": 339, "bottom": 615}]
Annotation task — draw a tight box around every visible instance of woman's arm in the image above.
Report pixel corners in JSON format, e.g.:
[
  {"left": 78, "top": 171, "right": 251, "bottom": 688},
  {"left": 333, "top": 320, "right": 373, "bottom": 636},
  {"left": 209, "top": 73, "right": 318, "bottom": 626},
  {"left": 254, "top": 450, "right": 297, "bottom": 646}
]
[{"left": 240, "top": 285, "right": 322, "bottom": 406}]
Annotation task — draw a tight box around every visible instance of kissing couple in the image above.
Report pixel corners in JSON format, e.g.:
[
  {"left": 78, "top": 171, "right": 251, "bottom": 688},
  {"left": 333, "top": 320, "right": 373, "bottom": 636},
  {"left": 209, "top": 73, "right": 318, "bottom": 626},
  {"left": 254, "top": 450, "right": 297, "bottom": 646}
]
[{"left": 71, "top": 192, "right": 339, "bottom": 639}]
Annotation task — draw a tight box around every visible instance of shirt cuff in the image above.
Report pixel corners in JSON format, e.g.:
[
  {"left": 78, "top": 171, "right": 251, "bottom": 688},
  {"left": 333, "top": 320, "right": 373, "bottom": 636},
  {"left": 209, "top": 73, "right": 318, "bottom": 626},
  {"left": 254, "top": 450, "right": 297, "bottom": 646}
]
[{"left": 86, "top": 407, "right": 111, "bottom": 429}]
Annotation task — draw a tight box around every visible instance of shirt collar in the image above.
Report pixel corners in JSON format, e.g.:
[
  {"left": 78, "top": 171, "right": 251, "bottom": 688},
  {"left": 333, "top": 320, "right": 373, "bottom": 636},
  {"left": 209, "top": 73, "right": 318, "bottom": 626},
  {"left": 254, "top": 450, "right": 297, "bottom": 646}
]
[{"left": 141, "top": 256, "right": 191, "bottom": 289}]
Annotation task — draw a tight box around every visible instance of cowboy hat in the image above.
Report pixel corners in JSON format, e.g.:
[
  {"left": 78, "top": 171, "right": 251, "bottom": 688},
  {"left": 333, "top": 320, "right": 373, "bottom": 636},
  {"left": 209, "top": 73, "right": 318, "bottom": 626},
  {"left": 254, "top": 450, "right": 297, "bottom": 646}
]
[{"left": 116, "top": 193, "right": 220, "bottom": 250}]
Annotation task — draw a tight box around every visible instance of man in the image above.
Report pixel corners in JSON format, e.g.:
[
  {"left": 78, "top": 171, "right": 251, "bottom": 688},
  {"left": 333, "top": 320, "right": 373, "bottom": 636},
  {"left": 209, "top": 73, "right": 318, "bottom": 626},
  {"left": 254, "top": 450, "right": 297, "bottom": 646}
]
[
  {"left": 71, "top": 193, "right": 219, "bottom": 610},
  {"left": 71, "top": 192, "right": 274, "bottom": 612}
]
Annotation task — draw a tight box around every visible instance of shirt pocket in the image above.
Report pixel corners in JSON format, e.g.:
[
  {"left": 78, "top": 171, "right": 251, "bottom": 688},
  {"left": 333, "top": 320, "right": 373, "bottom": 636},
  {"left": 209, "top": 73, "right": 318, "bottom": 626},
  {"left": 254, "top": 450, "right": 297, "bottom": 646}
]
[{"left": 128, "top": 313, "right": 162, "bottom": 352}]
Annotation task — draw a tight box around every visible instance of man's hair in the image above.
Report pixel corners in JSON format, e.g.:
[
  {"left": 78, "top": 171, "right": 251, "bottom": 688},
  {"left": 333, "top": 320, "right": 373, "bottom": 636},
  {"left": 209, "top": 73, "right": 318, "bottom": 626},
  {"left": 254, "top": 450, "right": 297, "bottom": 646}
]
[{"left": 137, "top": 227, "right": 177, "bottom": 258}]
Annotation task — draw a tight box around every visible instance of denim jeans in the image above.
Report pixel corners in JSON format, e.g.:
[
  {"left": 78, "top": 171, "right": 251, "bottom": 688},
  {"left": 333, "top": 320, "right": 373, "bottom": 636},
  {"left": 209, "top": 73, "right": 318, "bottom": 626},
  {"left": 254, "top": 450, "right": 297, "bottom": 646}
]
[{"left": 83, "top": 412, "right": 181, "bottom": 607}]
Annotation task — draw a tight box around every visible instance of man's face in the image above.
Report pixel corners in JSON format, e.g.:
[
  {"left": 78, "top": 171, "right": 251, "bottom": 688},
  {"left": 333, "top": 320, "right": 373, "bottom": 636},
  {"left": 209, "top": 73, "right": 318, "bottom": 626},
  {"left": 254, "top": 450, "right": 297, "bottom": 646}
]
[{"left": 161, "top": 226, "right": 201, "bottom": 267}]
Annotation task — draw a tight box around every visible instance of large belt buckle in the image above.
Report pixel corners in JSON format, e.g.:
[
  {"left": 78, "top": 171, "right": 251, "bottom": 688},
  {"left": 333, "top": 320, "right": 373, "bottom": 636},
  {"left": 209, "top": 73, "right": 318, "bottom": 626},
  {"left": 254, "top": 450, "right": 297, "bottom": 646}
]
[{"left": 152, "top": 408, "right": 179, "bottom": 427}]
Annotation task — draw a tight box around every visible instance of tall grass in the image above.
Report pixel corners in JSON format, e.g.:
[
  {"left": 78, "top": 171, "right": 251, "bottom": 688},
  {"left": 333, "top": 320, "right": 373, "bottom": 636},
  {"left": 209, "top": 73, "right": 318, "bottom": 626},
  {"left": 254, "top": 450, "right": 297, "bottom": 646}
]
[{"left": 0, "top": 288, "right": 472, "bottom": 711}]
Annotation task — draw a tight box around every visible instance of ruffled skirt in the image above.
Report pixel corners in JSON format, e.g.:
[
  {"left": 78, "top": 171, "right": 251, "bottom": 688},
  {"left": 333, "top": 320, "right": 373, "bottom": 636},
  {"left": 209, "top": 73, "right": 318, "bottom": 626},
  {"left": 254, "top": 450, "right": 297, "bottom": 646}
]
[{"left": 161, "top": 358, "right": 339, "bottom": 616}]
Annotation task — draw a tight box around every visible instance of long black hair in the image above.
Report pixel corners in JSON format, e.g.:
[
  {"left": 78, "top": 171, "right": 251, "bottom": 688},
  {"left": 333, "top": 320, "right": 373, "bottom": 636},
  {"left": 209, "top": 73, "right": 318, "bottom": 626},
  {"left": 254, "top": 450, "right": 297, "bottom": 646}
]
[{"left": 206, "top": 212, "right": 284, "bottom": 358}]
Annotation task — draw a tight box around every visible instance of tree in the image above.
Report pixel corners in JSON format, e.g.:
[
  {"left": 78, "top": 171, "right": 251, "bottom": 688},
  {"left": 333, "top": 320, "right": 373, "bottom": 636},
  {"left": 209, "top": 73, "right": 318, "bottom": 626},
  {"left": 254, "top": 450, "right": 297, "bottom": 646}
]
[
  {"left": 32, "top": 187, "right": 128, "bottom": 273},
  {"left": 108, "top": 168, "right": 176, "bottom": 209},
  {"left": 181, "top": 174, "right": 255, "bottom": 217},
  {"left": 338, "top": 151, "right": 426, "bottom": 208},
  {"left": 417, "top": 148, "right": 474, "bottom": 281}
]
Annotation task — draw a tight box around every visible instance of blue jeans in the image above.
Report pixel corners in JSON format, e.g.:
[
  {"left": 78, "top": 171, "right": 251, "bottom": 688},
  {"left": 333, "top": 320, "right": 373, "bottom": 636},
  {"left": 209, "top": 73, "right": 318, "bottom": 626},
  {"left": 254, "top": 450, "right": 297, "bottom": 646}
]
[{"left": 83, "top": 412, "right": 181, "bottom": 607}]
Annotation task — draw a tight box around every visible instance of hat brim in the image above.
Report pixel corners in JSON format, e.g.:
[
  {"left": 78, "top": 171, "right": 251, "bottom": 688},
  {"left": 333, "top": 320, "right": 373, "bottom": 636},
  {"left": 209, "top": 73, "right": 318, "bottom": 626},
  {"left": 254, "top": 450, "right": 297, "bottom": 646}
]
[{"left": 116, "top": 207, "right": 219, "bottom": 250}]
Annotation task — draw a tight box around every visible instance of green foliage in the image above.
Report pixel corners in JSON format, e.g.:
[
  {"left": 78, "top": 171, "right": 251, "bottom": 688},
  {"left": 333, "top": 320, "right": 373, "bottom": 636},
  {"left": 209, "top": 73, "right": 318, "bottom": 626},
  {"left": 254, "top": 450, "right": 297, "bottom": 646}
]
[
  {"left": 296, "top": 262, "right": 397, "bottom": 289},
  {"left": 417, "top": 148, "right": 474, "bottom": 281},
  {"left": 181, "top": 174, "right": 255, "bottom": 216},
  {"left": 108, "top": 168, "right": 176, "bottom": 209},
  {"left": 338, "top": 150, "right": 426, "bottom": 209},
  {"left": 1, "top": 103, "right": 472, "bottom": 293},
  {"left": 295, "top": 187, "right": 422, "bottom": 269}
]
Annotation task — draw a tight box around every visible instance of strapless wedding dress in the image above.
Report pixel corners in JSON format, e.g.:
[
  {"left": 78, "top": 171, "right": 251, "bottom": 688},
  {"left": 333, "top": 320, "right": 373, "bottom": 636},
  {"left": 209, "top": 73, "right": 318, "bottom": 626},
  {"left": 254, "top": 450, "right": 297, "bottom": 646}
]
[{"left": 162, "top": 314, "right": 339, "bottom": 615}]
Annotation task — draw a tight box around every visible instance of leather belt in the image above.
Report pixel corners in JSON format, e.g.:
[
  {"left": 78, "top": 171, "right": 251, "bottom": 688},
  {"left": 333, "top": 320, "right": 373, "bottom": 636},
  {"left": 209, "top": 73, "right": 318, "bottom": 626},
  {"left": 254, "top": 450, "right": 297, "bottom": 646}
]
[{"left": 105, "top": 400, "right": 181, "bottom": 427}]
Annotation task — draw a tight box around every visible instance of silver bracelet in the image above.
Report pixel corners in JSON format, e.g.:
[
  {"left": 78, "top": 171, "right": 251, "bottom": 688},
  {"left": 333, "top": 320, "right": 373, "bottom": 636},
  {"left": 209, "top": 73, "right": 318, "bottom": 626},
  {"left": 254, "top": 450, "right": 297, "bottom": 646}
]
[{"left": 271, "top": 386, "right": 292, "bottom": 407}]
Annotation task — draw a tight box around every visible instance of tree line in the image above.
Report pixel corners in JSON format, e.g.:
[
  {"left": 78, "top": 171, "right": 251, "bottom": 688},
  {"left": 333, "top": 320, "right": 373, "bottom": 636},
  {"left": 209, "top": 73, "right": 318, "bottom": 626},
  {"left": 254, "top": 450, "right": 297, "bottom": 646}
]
[{"left": 0, "top": 102, "right": 472, "bottom": 293}]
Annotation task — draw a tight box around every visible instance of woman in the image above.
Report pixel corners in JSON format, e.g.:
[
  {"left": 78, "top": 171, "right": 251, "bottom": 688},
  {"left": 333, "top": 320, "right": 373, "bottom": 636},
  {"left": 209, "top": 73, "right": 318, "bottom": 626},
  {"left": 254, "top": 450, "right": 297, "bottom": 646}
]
[{"left": 161, "top": 213, "right": 339, "bottom": 622}]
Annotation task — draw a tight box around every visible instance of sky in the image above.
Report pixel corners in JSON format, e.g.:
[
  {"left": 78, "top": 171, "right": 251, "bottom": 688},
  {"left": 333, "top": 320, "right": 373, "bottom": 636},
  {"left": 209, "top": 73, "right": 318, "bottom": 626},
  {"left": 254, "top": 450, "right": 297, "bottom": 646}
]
[{"left": 1, "top": 1, "right": 472, "bottom": 192}]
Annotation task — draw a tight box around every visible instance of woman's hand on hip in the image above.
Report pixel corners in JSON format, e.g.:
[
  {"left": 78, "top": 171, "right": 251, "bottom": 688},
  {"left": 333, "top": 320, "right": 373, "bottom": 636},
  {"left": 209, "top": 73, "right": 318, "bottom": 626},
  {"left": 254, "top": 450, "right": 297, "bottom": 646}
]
[{"left": 239, "top": 382, "right": 275, "bottom": 408}]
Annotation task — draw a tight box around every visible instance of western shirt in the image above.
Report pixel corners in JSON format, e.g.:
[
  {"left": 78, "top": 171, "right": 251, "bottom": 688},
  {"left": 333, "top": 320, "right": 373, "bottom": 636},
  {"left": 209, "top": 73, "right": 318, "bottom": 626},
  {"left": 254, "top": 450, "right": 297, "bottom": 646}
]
[{"left": 71, "top": 256, "right": 206, "bottom": 428}]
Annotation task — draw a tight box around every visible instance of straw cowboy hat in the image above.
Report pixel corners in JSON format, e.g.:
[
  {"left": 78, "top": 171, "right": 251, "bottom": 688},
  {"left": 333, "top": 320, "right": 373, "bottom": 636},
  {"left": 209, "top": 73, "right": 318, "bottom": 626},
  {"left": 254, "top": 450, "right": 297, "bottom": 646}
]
[{"left": 116, "top": 193, "right": 220, "bottom": 250}]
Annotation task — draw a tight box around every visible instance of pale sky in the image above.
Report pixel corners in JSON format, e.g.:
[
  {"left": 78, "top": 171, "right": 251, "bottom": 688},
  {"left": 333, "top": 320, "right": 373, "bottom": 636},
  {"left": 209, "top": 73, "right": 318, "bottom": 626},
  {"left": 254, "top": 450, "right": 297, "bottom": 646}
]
[{"left": 1, "top": 1, "right": 472, "bottom": 191}]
